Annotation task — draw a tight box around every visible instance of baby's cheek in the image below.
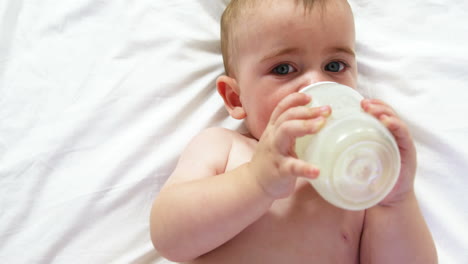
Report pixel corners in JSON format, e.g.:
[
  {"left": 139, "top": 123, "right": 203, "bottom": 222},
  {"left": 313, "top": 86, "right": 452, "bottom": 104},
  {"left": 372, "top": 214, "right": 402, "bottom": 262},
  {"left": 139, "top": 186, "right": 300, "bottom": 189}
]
[
  {"left": 256, "top": 95, "right": 288, "bottom": 137},
  {"left": 258, "top": 111, "right": 273, "bottom": 135}
]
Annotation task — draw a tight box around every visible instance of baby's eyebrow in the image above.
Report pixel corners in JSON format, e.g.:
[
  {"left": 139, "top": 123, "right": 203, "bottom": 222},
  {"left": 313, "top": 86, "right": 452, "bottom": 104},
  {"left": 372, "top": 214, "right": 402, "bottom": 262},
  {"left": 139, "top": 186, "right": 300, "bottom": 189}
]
[
  {"left": 260, "top": 47, "right": 300, "bottom": 63},
  {"left": 326, "top": 46, "right": 356, "bottom": 58}
]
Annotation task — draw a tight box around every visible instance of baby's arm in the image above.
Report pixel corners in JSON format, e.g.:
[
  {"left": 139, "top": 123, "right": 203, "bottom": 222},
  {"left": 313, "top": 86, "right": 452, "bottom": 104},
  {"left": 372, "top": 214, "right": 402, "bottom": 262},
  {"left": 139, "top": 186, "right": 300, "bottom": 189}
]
[
  {"left": 150, "top": 93, "right": 329, "bottom": 262},
  {"left": 359, "top": 99, "right": 437, "bottom": 263},
  {"left": 150, "top": 128, "right": 273, "bottom": 262}
]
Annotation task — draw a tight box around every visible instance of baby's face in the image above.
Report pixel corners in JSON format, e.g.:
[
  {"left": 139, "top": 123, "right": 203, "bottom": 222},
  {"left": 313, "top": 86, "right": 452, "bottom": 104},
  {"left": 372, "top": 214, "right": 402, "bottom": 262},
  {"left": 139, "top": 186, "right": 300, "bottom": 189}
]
[{"left": 233, "top": 0, "right": 358, "bottom": 139}]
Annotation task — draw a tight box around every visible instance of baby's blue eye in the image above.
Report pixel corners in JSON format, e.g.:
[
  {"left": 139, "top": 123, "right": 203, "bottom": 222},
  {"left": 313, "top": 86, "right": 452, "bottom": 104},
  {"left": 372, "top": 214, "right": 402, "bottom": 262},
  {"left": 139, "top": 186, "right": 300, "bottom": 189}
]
[
  {"left": 272, "top": 64, "right": 295, "bottom": 75},
  {"left": 325, "top": 61, "right": 346, "bottom": 72}
]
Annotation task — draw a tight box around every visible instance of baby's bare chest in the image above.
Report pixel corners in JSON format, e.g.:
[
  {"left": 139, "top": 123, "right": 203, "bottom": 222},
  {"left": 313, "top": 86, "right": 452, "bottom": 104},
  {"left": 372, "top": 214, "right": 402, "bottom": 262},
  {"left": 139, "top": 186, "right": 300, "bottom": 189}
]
[
  {"left": 190, "top": 181, "right": 365, "bottom": 263},
  {"left": 191, "top": 136, "right": 365, "bottom": 263}
]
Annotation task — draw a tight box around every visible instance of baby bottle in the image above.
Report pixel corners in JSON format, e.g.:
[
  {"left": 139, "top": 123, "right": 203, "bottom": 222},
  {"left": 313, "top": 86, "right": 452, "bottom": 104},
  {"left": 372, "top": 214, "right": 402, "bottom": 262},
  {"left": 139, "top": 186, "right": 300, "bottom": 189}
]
[{"left": 295, "top": 82, "right": 401, "bottom": 210}]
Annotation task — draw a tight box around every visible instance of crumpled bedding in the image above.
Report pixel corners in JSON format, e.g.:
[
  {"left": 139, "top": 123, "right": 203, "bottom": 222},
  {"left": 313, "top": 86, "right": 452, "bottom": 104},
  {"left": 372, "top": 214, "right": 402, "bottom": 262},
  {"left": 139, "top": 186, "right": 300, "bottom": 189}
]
[{"left": 0, "top": 0, "right": 467, "bottom": 263}]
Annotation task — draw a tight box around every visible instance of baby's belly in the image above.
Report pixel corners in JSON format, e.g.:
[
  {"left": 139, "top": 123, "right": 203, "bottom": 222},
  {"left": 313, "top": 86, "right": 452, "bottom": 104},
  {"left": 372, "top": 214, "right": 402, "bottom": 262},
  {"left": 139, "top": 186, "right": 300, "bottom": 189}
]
[{"left": 187, "top": 180, "right": 365, "bottom": 264}]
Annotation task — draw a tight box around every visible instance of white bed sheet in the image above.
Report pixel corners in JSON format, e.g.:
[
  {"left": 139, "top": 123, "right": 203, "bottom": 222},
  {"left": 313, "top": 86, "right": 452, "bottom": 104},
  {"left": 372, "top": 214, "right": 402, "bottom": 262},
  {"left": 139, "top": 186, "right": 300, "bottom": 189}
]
[{"left": 0, "top": 0, "right": 467, "bottom": 263}]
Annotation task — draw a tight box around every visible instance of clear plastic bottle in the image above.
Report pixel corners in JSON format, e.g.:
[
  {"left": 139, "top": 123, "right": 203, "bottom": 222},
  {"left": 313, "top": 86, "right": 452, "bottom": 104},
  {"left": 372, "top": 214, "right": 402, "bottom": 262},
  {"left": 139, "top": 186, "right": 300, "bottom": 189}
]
[{"left": 295, "top": 82, "right": 401, "bottom": 210}]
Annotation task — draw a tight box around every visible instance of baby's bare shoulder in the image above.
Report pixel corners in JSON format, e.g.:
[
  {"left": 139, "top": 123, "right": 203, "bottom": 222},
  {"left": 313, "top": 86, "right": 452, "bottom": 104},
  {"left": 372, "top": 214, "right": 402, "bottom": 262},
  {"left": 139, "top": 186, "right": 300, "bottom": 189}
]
[
  {"left": 164, "top": 127, "right": 244, "bottom": 186},
  {"left": 196, "top": 127, "right": 239, "bottom": 142},
  {"left": 193, "top": 127, "right": 255, "bottom": 148}
]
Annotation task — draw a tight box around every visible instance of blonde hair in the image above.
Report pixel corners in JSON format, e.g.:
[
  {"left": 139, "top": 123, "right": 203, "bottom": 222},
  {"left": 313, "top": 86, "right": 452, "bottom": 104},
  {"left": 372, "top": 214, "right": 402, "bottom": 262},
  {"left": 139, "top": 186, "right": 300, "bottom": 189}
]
[{"left": 220, "top": 0, "right": 327, "bottom": 76}]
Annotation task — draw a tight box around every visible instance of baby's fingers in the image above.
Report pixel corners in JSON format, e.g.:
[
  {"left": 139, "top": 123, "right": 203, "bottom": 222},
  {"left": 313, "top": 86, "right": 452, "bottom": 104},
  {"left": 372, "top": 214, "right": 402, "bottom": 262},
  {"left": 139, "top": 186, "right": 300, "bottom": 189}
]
[
  {"left": 270, "top": 93, "right": 311, "bottom": 124},
  {"left": 274, "top": 117, "right": 327, "bottom": 154},
  {"left": 380, "top": 115, "right": 413, "bottom": 150},
  {"left": 275, "top": 105, "right": 331, "bottom": 126},
  {"left": 361, "top": 99, "right": 397, "bottom": 118},
  {"left": 281, "top": 157, "right": 320, "bottom": 180}
]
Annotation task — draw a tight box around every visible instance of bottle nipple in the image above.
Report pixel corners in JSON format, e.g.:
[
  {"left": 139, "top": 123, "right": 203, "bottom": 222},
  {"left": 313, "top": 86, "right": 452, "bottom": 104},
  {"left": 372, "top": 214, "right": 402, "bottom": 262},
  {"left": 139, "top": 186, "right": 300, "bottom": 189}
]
[{"left": 333, "top": 141, "right": 392, "bottom": 204}]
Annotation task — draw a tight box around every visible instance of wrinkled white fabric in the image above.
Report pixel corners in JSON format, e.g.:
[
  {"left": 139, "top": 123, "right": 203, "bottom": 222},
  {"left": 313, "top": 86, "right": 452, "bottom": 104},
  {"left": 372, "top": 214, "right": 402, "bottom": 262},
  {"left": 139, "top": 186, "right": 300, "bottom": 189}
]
[{"left": 0, "top": 0, "right": 466, "bottom": 263}]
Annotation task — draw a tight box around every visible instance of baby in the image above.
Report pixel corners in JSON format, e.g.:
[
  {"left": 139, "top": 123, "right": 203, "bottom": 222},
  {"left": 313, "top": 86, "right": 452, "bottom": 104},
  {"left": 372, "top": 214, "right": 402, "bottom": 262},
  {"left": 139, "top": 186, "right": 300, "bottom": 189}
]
[{"left": 150, "top": 0, "right": 437, "bottom": 263}]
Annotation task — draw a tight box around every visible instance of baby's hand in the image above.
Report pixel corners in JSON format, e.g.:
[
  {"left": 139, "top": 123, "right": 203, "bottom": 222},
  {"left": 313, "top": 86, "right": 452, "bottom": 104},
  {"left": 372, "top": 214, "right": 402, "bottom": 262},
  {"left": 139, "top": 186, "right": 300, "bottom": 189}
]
[
  {"left": 361, "top": 99, "right": 417, "bottom": 205},
  {"left": 249, "top": 93, "right": 331, "bottom": 199}
]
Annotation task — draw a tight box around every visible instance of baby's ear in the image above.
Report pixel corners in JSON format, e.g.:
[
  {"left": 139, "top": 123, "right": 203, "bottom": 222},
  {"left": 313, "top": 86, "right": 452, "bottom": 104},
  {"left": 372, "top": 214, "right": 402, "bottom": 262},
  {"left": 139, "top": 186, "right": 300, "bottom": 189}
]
[{"left": 216, "top": 75, "right": 246, "bottom": 120}]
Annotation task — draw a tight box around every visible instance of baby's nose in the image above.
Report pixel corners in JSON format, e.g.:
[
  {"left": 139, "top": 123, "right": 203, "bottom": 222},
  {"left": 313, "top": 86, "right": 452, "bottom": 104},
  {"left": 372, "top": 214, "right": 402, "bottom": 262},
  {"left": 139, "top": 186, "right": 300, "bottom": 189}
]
[{"left": 298, "top": 72, "right": 333, "bottom": 90}]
